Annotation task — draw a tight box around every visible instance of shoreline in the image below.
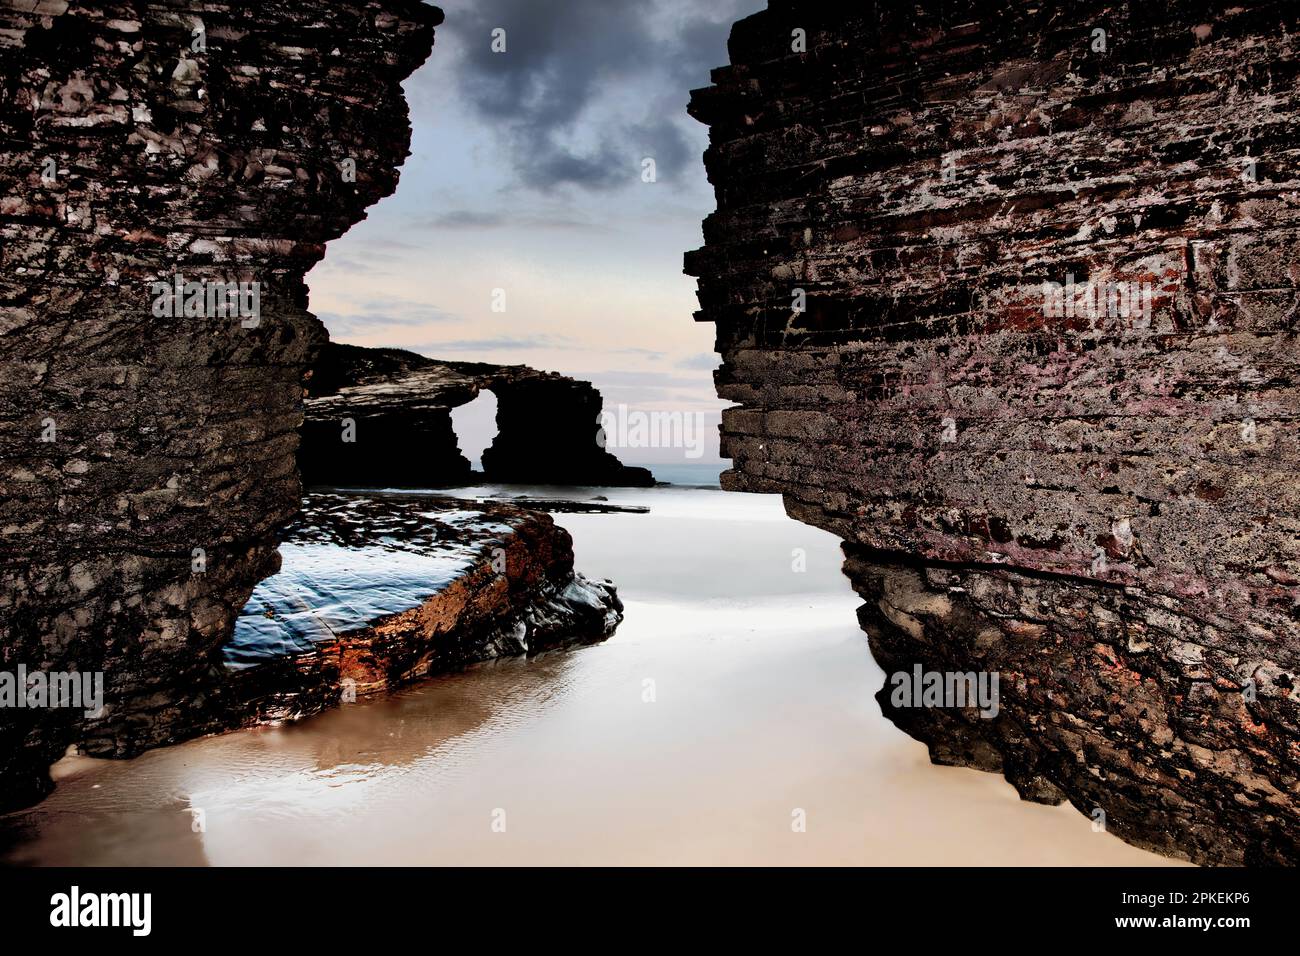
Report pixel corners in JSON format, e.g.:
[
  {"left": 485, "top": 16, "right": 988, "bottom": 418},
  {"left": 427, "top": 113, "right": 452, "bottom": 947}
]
[{"left": 15, "top": 491, "right": 622, "bottom": 812}]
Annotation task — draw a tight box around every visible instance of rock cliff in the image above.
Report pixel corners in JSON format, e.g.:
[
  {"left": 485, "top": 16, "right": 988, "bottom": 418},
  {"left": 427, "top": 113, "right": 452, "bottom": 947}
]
[
  {"left": 687, "top": 0, "right": 1300, "bottom": 864},
  {"left": 0, "top": 0, "right": 440, "bottom": 809},
  {"left": 300, "top": 342, "right": 656, "bottom": 487}
]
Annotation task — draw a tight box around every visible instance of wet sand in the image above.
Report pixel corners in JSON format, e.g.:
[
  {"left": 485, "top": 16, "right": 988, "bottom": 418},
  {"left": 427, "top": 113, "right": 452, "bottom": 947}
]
[{"left": 0, "top": 486, "right": 1181, "bottom": 866}]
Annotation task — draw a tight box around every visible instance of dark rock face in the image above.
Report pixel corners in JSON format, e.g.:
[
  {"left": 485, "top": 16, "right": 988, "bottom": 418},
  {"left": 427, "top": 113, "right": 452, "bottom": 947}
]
[
  {"left": 93, "top": 491, "right": 622, "bottom": 744},
  {"left": 301, "top": 342, "right": 656, "bottom": 487},
  {"left": 0, "top": 0, "right": 441, "bottom": 810},
  {"left": 687, "top": 1, "right": 1300, "bottom": 864}
]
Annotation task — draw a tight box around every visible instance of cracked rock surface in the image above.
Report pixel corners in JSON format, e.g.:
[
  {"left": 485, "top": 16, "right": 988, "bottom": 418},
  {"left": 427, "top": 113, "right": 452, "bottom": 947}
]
[
  {"left": 0, "top": 0, "right": 441, "bottom": 810},
  {"left": 687, "top": 0, "right": 1300, "bottom": 864}
]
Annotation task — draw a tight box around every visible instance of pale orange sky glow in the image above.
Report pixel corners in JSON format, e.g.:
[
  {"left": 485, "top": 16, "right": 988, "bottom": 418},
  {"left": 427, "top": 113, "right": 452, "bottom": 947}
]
[{"left": 307, "top": 0, "right": 765, "bottom": 465}]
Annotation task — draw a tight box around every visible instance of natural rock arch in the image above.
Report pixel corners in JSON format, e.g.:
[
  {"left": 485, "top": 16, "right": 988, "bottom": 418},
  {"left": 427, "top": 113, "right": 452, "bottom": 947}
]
[{"left": 299, "top": 343, "right": 654, "bottom": 488}]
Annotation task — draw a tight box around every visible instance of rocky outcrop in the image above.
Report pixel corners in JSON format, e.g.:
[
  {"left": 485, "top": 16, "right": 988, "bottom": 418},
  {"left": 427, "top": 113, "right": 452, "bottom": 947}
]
[
  {"left": 300, "top": 342, "right": 655, "bottom": 487},
  {"left": 0, "top": 0, "right": 441, "bottom": 810},
  {"left": 74, "top": 491, "right": 622, "bottom": 752},
  {"left": 687, "top": 1, "right": 1300, "bottom": 864}
]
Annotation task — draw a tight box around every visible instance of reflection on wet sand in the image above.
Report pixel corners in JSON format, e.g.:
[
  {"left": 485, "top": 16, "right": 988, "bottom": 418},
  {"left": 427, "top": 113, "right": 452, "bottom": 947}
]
[{"left": 1, "top": 486, "right": 1184, "bottom": 866}]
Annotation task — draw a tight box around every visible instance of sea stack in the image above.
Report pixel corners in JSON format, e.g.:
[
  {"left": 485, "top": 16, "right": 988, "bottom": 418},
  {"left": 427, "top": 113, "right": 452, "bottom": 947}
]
[{"left": 687, "top": 0, "right": 1300, "bottom": 865}]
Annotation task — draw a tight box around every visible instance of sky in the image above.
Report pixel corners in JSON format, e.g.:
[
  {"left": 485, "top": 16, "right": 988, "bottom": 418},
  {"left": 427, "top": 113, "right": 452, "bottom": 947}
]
[{"left": 306, "top": 0, "right": 763, "bottom": 467}]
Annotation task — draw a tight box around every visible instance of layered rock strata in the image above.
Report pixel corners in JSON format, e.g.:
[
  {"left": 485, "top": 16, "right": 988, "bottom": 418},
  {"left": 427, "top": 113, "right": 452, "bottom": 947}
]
[
  {"left": 687, "top": 0, "right": 1300, "bottom": 864},
  {"left": 301, "top": 342, "right": 655, "bottom": 487},
  {"left": 0, "top": 0, "right": 440, "bottom": 810},
  {"left": 72, "top": 491, "right": 622, "bottom": 749}
]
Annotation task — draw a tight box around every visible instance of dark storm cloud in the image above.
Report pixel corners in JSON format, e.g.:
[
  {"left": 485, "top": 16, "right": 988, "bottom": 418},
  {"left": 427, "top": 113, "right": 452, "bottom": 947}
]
[{"left": 444, "top": 0, "right": 751, "bottom": 191}]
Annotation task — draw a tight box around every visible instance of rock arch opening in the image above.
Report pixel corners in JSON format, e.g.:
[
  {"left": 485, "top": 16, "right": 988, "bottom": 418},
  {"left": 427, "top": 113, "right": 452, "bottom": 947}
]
[{"left": 449, "top": 388, "right": 498, "bottom": 473}]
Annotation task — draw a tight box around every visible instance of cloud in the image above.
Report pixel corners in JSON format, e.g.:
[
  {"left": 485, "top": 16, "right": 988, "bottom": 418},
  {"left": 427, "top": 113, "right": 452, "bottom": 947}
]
[
  {"left": 676, "top": 351, "right": 719, "bottom": 370},
  {"left": 422, "top": 209, "right": 509, "bottom": 229},
  {"left": 315, "top": 292, "right": 457, "bottom": 336},
  {"left": 615, "top": 347, "right": 666, "bottom": 360},
  {"left": 316, "top": 310, "right": 453, "bottom": 336},
  {"left": 409, "top": 334, "right": 578, "bottom": 353},
  {"left": 416, "top": 209, "right": 607, "bottom": 231},
  {"left": 577, "top": 369, "right": 710, "bottom": 390},
  {"left": 440, "top": 0, "right": 752, "bottom": 192},
  {"left": 315, "top": 255, "right": 395, "bottom": 277}
]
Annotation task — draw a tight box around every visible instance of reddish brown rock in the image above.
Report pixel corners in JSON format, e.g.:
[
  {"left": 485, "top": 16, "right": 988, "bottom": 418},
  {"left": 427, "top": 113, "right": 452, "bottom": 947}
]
[
  {"left": 687, "top": 0, "right": 1300, "bottom": 864},
  {"left": 74, "top": 491, "right": 622, "bottom": 751}
]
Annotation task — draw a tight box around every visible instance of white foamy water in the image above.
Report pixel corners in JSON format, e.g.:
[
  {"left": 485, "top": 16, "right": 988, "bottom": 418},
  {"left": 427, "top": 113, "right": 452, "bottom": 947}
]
[{"left": 0, "top": 485, "right": 1181, "bottom": 866}]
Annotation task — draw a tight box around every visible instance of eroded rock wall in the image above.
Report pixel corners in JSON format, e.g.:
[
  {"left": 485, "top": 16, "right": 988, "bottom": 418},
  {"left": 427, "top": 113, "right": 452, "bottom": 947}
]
[
  {"left": 686, "top": 0, "right": 1300, "bottom": 864},
  {"left": 0, "top": 0, "right": 440, "bottom": 809}
]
